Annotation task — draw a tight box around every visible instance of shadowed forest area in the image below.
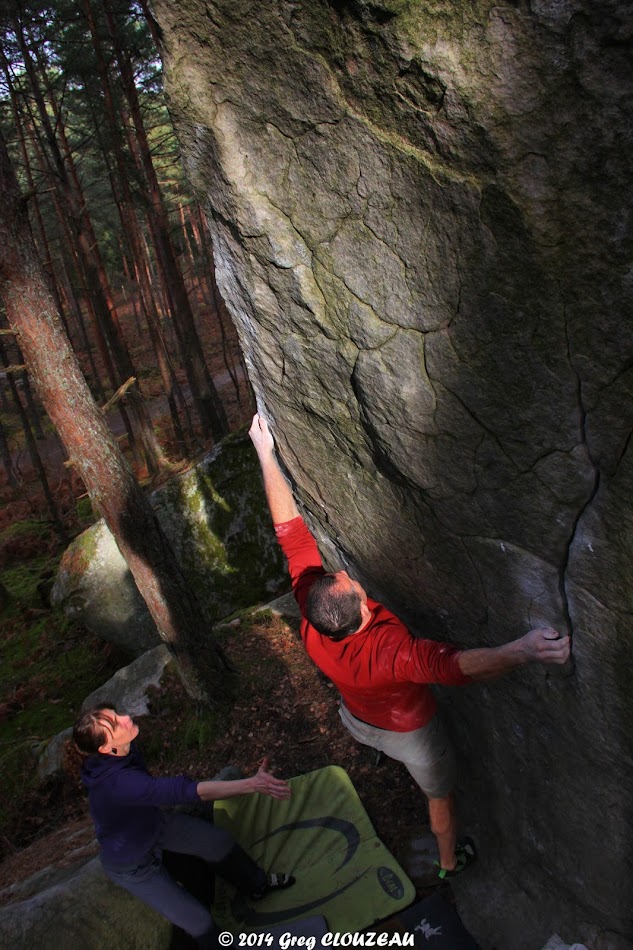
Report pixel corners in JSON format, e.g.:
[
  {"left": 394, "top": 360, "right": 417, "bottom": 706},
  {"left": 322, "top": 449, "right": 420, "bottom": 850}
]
[{"left": 0, "top": 0, "right": 256, "bottom": 859}]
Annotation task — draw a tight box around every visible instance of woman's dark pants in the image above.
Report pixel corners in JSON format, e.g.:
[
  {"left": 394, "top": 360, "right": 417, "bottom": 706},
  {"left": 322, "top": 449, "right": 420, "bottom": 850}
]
[{"left": 102, "top": 812, "right": 266, "bottom": 944}]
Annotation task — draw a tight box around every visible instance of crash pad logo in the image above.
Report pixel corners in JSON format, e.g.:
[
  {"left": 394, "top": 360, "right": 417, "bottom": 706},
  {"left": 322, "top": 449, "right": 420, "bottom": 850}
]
[
  {"left": 231, "top": 816, "right": 370, "bottom": 925},
  {"left": 377, "top": 866, "right": 404, "bottom": 900}
]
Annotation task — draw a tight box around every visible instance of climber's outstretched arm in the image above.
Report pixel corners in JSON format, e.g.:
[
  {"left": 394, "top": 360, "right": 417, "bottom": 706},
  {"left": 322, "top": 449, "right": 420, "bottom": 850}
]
[
  {"left": 459, "top": 627, "right": 570, "bottom": 680},
  {"left": 249, "top": 413, "right": 299, "bottom": 525}
]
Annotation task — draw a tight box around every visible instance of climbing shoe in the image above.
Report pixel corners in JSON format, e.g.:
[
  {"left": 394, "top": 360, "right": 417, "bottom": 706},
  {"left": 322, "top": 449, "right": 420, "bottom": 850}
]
[
  {"left": 436, "top": 836, "right": 477, "bottom": 880},
  {"left": 250, "top": 872, "right": 296, "bottom": 900}
]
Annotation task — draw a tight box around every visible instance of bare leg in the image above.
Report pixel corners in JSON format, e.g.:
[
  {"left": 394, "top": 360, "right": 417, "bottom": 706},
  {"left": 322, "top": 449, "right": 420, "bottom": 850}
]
[{"left": 428, "top": 793, "right": 457, "bottom": 870}]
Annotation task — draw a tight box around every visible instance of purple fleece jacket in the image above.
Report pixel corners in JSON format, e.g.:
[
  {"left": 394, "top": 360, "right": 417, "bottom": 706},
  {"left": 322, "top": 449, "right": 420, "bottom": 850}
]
[{"left": 81, "top": 742, "right": 200, "bottom": 868}]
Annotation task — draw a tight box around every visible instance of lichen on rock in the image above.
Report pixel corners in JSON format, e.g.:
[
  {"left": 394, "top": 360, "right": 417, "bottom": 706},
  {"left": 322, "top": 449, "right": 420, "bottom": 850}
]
[{"left": 52, "top": 432, "right": 287, "bottom": 654}]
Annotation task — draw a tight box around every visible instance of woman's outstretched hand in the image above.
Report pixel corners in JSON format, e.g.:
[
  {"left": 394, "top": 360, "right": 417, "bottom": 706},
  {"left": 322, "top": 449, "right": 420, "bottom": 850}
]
[
  {"left": 248, "top": 757, "right": 291, "bottom": 799},
  {"left": 197, "top": 759, "right": 291, "bottom": 802}
]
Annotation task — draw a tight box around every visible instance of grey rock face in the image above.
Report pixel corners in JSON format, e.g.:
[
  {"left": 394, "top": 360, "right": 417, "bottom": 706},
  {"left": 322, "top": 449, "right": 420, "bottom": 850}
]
[
  {"left": 541, "top": 938, "right": 589, "bottom": 950},
  {"left": 0, "top": 857, "right": 170, "bottom": 949},
  {"left": 255, "top": 592, "right": 302, "bottom": 623},
  {"left": 52, "top": 432, "right": 287, "bottom": 653},
  {"left": 35, "top": 727, "right": 72, "bottom": 782},
  {"left": 151, "top": 1, "right": 633, "bottom": 947},
  {"left": 0, "top": 830, "right": 97, "bottom": 907},
  {"left": 52, "top": 519, "right": 158, "bottom": 653},
  {"left": 81, "top": 645, "right": 172, "bottom": 717}
]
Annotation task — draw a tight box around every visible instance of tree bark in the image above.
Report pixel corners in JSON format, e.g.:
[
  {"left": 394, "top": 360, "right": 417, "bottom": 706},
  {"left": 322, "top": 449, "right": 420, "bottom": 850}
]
[
  {"left": 0, "top": 413, "right": 18, "bottom": 491},
  {"left": 0, "top": 46, "right": 71, "bottom": 345},
  {"left": 104, "top": 0, "right": 229, "bottom": 442},
  {"left": 0, "top": 127, "right": 224, "bottom": 702},
  {"left": 0, "top": 332, "right": 64, "bottom": 536}
]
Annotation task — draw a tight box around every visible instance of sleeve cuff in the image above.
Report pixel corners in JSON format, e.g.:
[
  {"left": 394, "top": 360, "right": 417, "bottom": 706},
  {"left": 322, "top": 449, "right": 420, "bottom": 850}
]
[{"left": 274, "top": 516, "right": 304, "bottom": 537}]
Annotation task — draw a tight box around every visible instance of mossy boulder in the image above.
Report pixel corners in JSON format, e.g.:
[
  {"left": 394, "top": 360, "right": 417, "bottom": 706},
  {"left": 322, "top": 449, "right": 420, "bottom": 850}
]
[
  {"left": 51, "top": 432, "right": 287, "bottom": 653},
  {"left": 52, "top": 520, "right": 158, "bottom": 653}
]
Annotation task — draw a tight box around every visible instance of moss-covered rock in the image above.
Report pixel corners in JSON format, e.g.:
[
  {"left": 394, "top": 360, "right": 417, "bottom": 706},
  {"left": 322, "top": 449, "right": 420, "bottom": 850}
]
[{"left": 51, "top": 432, "right": 287, "bottom": 653}]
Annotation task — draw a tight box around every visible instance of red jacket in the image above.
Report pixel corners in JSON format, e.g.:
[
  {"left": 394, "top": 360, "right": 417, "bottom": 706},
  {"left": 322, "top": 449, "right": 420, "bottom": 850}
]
[{"left": 275, "top": 517, "right": 470, "bottom": 732}]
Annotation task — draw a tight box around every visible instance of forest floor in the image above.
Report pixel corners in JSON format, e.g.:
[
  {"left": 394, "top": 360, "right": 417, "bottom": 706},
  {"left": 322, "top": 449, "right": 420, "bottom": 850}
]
[{"left": 0, "top": 608, "right": 440, "bottom": 906}]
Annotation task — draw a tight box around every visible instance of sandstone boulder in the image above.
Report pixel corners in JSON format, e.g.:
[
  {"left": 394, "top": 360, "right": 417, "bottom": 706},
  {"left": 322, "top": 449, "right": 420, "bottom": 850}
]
[
  {"left": 52, "top": 519, "right": 157, "bottom": 653},
  {"left": 150, "top": 1, "right": 633, "bottom": 947},
  {"left": 35, "top": 727, "right": 72, "bottom": 783},
  {"left": 81, "top": 644, "right": 172, "bottom": 717}
]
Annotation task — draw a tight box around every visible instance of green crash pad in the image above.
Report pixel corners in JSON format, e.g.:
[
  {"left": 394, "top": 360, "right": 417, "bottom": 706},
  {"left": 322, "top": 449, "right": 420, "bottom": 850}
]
[{"left": 213, "top": 765, "right": 415, "bottom": 934}]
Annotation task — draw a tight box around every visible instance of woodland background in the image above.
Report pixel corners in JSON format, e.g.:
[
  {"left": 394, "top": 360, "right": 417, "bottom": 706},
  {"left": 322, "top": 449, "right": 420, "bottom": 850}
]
[{"left": 0, "top": 0, "right": 255, "bottom": 856}]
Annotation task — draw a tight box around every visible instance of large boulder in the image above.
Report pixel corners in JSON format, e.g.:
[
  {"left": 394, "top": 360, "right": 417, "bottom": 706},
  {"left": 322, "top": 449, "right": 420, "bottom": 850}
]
[
  {"left": 149, "top": 2, "right": 633, "bottom": 947},
  {"left": 52, "top": 519, "right": 158, "bottom": 652},
  {"left": 52, "top": 431, "right": 287, "bottom": 652}
]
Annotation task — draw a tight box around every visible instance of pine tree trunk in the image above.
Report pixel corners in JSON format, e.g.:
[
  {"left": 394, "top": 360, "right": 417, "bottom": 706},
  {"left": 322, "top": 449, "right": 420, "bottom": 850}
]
[
  {"left": 83, "top": 0, "right": 188, "bottom": 457},
  {"left": 178, "top": 203, "right": 196, "bottom": 269},
  {"left": 44, "top": 72, "right": 163, "bottom": 479},
  {"left": 0, "top": 413, "right": 18, "bottom": 491},
  {"left": 15, "top": 22, "right": 162, "bottom": 478},
  {"left": 0, "top": 333, "right": 64, "bottom": 536},
  {"left": 0, "top": 128, "right": 224, "bottom": 701},
  {"left": 103, "top": 0, "right": 229, "bottom": 442},
  {"left": 17, "top": 346, "right": 45, "bottom": 440}
]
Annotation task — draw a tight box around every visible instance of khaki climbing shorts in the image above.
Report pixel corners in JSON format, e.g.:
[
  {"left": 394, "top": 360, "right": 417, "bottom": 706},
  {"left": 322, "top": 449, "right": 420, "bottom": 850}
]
[{"left": 338, "top": 703, "right": 456, "bottom": 799}]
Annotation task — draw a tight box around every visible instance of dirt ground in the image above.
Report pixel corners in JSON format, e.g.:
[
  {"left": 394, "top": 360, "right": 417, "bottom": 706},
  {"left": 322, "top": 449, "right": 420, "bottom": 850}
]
[{"left": 0, "top": 610, "right": 432, "bottom": 905}]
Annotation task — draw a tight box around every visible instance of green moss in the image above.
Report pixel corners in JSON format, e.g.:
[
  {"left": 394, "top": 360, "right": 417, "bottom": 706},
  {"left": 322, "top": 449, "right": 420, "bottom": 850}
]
[
  {"left": 0, "top": 615, "right": 130, "bottom": 726},
  {"left": 396, "top": 0, "right": 496, "bottom": 44},
  {"left": 0, "top": 631, "right": 130, "bottom": 829},
  {"left": 0, "top": 519, "right": 51, "bottom": 544},
  {"left": 156, "top": 432, "right": 287, "bottom": 621},
  {"left": 140, "top": 710, "right": 223, "bottom": 764},
  {"left": 2, "top": 553, "right": 60, "bottom": 606},
  {"left": 0, "top": 549, "right": 133, "bottom": 837},
  {"left": 181, "top": 713, "right": 221, "bottom": 753},
  {"left": 59, "top": 522, "right": 100, "bottom": 577},
  {"left": 75, "top": 496, "right": 96, "bottom": 525},
  {"left": 140, "top": 666, "right": 227, "bottom": 766},
  {"left": 0, "top": 742, "right": 42, "bottom": 832},
  {"left": 249, "top": 608, "right": 274, "bottom": 625}
]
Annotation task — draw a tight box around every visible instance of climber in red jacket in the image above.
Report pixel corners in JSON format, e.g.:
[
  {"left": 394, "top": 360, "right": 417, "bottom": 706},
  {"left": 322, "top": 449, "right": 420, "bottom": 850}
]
[{"left": 250, "top": 413, "right": 570, "bottom": 881}]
